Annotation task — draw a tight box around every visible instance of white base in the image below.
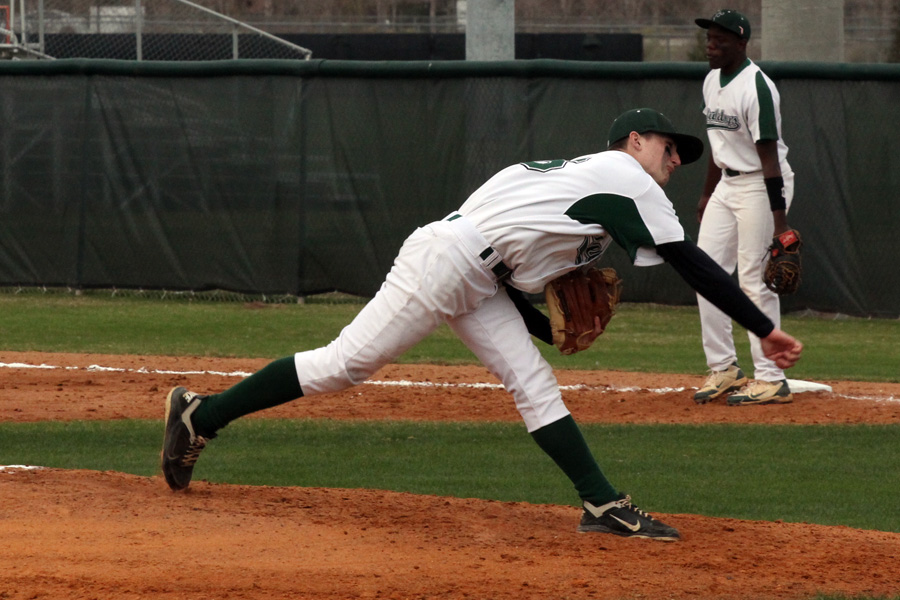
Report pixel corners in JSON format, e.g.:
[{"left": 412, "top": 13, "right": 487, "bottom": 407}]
[{"left": 786, "top": 379, "right": 833, "bottom": 394}]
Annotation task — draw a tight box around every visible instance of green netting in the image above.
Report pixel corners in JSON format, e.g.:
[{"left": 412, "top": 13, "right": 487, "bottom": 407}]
[{"left": 1, "top": 59, "right": 899, "bottom": 316}]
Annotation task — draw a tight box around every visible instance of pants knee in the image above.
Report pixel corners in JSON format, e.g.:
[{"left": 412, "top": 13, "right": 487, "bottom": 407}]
[{"left": 294, "top": 339, "right": 387, "bottom": 396}]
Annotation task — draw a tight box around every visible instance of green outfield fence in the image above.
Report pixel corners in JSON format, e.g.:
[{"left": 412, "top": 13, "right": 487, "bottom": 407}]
[{"left": 1, "top": 59, "right": 898, "bottom": 316}]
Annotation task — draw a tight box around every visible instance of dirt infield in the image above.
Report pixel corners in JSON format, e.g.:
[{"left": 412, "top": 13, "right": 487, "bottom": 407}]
[{"left": 2, "top": 351, "right": 899, "bottom": 600}]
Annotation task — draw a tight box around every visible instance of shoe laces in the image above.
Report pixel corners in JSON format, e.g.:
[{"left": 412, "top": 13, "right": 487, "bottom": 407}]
[
  {"left": 701, "top": 369, "right": 729, "bottom": 387},
  {"left": 616, "top": 495, "right": 651, "bottom": 519},
  {"left": 180, "top": 435, "right": 209, "bottom": 467}
]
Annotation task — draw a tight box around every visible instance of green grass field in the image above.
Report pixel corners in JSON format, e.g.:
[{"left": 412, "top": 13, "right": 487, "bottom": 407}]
[
  {"left": 2, "top": 291, "right": 898, "bottom": 381},
  {"left": 1, "top": 292, "right": 899, "bottom": 542},
  {"left": 1, "top": 419, "right": 896, "bottom": 534}
]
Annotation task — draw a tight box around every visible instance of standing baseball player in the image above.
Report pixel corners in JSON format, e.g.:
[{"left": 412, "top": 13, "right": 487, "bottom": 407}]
[
  {"left": 693, "top": 10, "right": 798, "bottom": 406},
  {"left": 161, "top": 108, "right": 803, "bottom": 541}
]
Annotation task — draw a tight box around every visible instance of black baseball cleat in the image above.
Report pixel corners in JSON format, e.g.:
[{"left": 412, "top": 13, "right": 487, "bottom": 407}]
[
  {"left": 577, "top": 494, "right": 680, "bottom": 541},
  {"left": 161, "top": 386, "right": 215, "bottom": 491}
]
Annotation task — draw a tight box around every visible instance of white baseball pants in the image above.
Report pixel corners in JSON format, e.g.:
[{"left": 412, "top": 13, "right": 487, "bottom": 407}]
[
  {"left": 292, "top": 215, "right": 570, "bottom": 432},
  {"left": 696, "top": 169, "right": 794, "bottom": 382}
]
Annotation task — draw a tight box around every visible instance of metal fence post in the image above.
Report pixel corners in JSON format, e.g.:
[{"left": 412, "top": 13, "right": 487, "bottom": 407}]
[
  {"left": 135, "top": 0, "right": 142, "bottom": 60},
  {"left": 37, "top": 0, "right": 45, "bottom": 54}
]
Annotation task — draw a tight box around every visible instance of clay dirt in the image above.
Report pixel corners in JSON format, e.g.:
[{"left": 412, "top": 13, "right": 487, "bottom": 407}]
[{"left": 1, "top": 351, "right": 898, "bottom": 600}]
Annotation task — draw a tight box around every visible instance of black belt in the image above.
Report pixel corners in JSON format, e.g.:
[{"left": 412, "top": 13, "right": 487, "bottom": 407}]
[
  {"left": 446, "top": 213, "right": 512, "bottom": 281},
  {"left": 723, "top": 168, "right": 760, "bottom": 177}
]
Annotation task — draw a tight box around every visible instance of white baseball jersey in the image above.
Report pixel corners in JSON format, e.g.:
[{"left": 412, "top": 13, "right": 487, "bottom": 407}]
[
  {"left": 702, "top": 58, "right": 789, "bottom": 173},
  {"left": 294, "top": 149, "right": 688, "bottom": 432},
  {"left": 458, "top": 150, "right": 687, "bottom": 294}
]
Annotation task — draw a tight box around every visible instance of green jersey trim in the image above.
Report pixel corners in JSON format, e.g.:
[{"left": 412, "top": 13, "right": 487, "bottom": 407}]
[
  {"left": 565, "top": 193, "right": 655, "bottom": 263},
  {"left": 755, "top": 71, "right": 779, "bottom": 141},
  {"left": 719, "top": 58, "right": 751, "bottom": 87}
]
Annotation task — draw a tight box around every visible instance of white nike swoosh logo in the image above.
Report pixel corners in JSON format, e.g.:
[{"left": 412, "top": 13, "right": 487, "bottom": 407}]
[{"left": 610, "top": 514, "right": 642, "bottom": 532}]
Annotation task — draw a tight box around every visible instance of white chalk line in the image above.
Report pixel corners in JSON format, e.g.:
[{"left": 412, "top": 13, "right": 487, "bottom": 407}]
[
  {"left": 0, "top": 361, "right": 896, "bottom": 403},
  {"left": 0, "top": 360, "right": 682, "bottom": 393},
  {"left": 0, "top": 361, "right": 255, "bottom": 378},
  {"left": 362, "top": 379, "right": 684, "bottom": 393}
]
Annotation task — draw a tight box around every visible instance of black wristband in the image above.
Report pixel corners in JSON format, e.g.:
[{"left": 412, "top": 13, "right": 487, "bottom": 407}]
[{"left": 764, "top": 176, "right": 786, "bottom": 211}]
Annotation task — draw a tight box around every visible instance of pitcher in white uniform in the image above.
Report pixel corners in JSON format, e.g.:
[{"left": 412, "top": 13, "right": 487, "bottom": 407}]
[
  {"left": 161, "top": 108, "right": 803, "bottom": 541},
  {"left": 693, "top": 10, "right": 798, "bottom": 406}
]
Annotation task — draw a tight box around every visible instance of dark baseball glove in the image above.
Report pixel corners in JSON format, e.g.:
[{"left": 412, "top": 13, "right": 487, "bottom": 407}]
[
  {"left": 764, "top": 229, "right": 803, "bottom": 295},
  {"left": 545, "top": 267, "right": 622, "bottom": 355}
]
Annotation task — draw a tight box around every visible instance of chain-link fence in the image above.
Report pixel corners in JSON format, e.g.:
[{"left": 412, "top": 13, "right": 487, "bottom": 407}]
[
  {"left": 0, "top": 0, "right": 312, "bottom": 60},
  {"left": 1, "top": 1, "right": 897, "bottom": 62}
]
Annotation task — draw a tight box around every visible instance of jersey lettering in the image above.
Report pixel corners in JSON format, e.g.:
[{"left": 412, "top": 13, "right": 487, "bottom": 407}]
[
  {"left": 576, "top": 234, "right": 610, "bottom": 265},
  {"left": 521, "top": 159, "right": 568, "bottom": 172},
  {"left": 520, "top": 156, "right": 592, "bottom": 173},
  {"left": 705, "top": 108, "right": 741, "bottom": 131}
]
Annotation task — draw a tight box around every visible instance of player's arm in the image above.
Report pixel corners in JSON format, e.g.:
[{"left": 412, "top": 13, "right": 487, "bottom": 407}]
[
  {"left": 655, "top": 240, "right": 801, "bottom": 368},
  {"left": 503, "top": 283, "right": 553, "bottom": 345},
  {"left": 656, "top": 240, "right": 772, "bottom": 337},
  {"left": 756, "top": 139, "right": 789, "bottom": 235},
  {"left": 697, "top": 152, "right": 721, "bottom": 223},
  {"left": 753, "top": 71, "right": 790, "bottom": 235}
]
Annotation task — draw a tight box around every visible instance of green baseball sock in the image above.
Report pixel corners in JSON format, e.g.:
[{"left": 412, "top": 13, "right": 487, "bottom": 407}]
[
  {"left": 530, "top": 414, "right": 619, "bottom": 506},
  {"left": 191, "top": 356, "right": 303, "bottom": 436}
]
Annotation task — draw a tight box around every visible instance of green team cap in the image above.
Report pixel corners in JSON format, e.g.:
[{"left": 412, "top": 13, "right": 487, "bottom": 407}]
[
  {"left": 607, "top": 108, "right": 704, "bottom": 165},
  {"left": 696, "top": 9, "right": 751, "bottom": 40}
]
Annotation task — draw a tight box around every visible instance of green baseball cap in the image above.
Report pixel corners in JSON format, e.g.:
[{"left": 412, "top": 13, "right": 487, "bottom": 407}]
[
  {"left": 607, "top": 108, "right": 704, "bottom": 165},
  {"left": 696, "top": 9, "right": 751, "bottom": 40}
]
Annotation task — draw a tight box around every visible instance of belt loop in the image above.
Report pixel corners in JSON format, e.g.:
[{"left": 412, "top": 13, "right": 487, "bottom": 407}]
[
  {"left": 479, "top": 247, "right": 512, "bottom": 281},
  {"left": 443, "top": 211, "right": 512, "bottom": 281}
]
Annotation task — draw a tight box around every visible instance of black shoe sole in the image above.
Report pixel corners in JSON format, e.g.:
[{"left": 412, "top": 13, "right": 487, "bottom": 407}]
[
  {"left": 577, "top": 523, "right": 680, "bottom": 541},
  {"left": 728, "top": 395, "right": 793, "bottom": 406},
  {"left": 161, "top": 387, "right": 192, "bottom": 491}
]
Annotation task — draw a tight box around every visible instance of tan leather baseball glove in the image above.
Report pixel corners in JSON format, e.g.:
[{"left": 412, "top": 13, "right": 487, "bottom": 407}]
[{"left": 545, "top": 267, "right": 622, "bottom": 355}]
